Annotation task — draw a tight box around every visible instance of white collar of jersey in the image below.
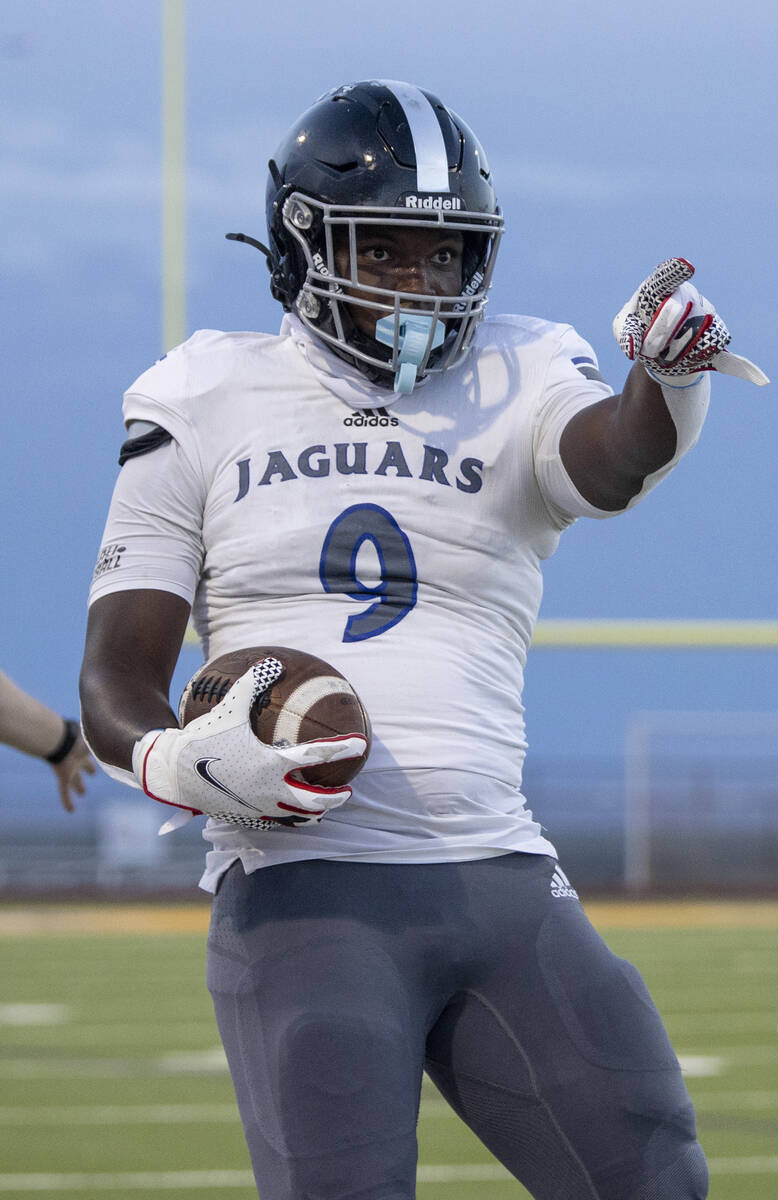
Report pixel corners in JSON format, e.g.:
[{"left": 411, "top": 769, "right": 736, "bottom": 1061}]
[{"left": 281, "top": 313, "right": 409, "bottom": 411}]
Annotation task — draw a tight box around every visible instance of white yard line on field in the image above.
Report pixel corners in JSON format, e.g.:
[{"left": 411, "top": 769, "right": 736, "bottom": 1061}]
[
  {"left": 0, "top": 1058, "right": 142, "bottom": 1079},
  {"left": 0, "top": 1004, "right": 69, "bottom": 1025},
  {"left": 677, "top": 1055, "right": 723, "bottom": 1076},
  {"left": 6, "top": 1045, "right": 770, "bottom": 1081},
  {"left": 707, "top": 1157, "right": 778, "bottom": 1175},
  {"left": 0, "top": 1160, "right": 776, "bottom": 1190},
  {"left": 684, "top": 1045, "right": 778, "bottom": 1065},
  {"left": 0, "top": 1088, "right": 774, "bottom": 1126},
  {"left": 0, "top": 1046, "right": 230, "bottom": 1079},
  {"left": 0, "top": 1103, "right": 239, "bottom": 1125},
  {"left": 664, "top": 1010, "right": 776, "bottom": 1033},
  {"left": 0, "top": 1022, "right": 218, "bottom": 1046},
  {"left": 691, "top": 1089, "right": 778, "bottom": 1109},
  {"left": 0, "top": 1171, "right": 255, "bottom": 1191}
]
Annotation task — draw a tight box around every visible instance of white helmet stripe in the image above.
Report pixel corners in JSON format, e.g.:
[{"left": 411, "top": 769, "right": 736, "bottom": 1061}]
[{"left": 378, "top": 80, "right": 450, "bottom": 193}]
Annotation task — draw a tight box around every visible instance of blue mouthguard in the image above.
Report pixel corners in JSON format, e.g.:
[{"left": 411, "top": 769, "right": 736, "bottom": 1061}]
[{"left": 374, "top": 314, "right": 446, "bottom": 394}]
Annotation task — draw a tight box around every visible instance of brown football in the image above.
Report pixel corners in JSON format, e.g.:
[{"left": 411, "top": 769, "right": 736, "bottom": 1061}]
[{"left": 178, "top": 646, "right": 371, "bottom": 788}]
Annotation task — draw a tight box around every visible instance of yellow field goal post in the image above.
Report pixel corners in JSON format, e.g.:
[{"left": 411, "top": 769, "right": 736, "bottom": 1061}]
[{"left": 185, "top": 619, "right": 778, "bottom": 649}]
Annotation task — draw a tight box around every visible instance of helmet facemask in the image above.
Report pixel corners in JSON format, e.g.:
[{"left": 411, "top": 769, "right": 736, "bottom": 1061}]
[{"left": 281, "top": 192, "right": 503, "bottom": 392}]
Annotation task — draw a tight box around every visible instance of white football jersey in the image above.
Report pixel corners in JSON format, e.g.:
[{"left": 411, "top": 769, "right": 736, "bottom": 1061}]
[{"left": 90, "top": 313, "right": 618, "bottom": 889}]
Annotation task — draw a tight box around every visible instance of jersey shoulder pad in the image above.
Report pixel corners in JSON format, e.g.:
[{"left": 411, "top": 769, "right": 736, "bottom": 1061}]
[
  {"left": 123, "top": 329, "right": 275, "bottom": 421},
  {"left": 477, "top": 312, "right": 557, "bottom": 347},
  {"left": 479, "top": 314, "right": 609, "bottom": 389},
  {"left": 124, "top": 330, "right": 220, "bottom": 404},
  {"left": 118, "top": 420, "right": 173, "bottom": 466},
  {"left": 552, "top": 323, "right": 607, "bottom": 383},
  {"left": 477, "top": 313, "right": 590, "bottom": 363}
]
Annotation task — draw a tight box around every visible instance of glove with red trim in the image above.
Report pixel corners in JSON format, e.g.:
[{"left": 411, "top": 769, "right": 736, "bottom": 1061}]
[
  {"left": 132, "top": 657, "right": 367, "bottom": 834},
  {"left": 613, "top": 258, "right": 768, "bottom": 386}
]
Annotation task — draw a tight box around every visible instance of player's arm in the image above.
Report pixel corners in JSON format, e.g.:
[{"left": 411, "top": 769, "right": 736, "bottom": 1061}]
[
  {"left": 559, "top": 258, "right": 767, "bottom": 511},
  {"left": 80, "top": 419, "right": 207, "bottom": 775},
  {"left": 559, "top": 364, "right": 676, "bottom": 510},
  {"left": 79, "top": 588, "right": 189, "bottom": 772}
]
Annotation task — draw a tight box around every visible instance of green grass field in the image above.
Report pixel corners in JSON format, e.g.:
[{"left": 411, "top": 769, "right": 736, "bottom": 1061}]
[{"left": 0, "top": 901, "right": 775, "bottom": 1198}]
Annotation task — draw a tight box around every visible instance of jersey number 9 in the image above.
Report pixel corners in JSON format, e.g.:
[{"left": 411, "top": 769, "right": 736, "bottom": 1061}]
[{"left": 319, "top": 504, "right": 418, "bottom": 642}]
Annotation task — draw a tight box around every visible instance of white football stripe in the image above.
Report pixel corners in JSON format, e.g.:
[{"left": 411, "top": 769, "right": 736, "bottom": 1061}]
[
  {"left": 378, "top": 79, "right": 450, "bottom": 193},
  {"left": 0, "top": 1004, "right": 69, "bottom": 1026},
  {"left": 273, "top": 676, "right": 354, "bottom": 746},
  {"left": 0, "top": 1160, "right": 774, "bottom": 1189},
  {"left": 677, "top": 1054, "right": 724, "bottom": 1077}
]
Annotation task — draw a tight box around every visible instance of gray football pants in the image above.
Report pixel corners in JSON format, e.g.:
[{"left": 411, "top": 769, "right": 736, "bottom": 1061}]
[{"left": 207, "top": 853, "right": 708, "bottom": 1199}]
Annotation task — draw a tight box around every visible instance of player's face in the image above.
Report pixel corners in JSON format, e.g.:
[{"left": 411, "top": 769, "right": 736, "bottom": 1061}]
[{"left": 333, "top": 225, "right": 464, "bottom": 338}]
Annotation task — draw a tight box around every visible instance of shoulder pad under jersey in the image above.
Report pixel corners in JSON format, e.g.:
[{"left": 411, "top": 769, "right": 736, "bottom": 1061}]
[{"left": 118, "top": 421, "right": 173, "bottom": 466}]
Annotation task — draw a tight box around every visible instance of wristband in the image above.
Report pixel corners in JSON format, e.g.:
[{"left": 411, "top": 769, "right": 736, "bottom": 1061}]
[
  {"left": 45, "top": 718, "right": 80, "bottom": 764},
  {"left": 645, "top": 365, "right": 705, "bottom": 389}
]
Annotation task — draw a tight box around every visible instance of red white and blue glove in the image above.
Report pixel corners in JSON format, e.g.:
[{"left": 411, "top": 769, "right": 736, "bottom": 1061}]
[
  {"left": 613, "top": 258, "right": 768, "bottom": 387},
  {"left": 132, "top": 657, "right": 367, "bottom": 835}
]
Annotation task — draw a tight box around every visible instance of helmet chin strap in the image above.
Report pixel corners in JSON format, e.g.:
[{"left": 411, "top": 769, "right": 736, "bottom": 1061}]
[{"left": 375, "top": 314, "right": 446, "bottom": 393}]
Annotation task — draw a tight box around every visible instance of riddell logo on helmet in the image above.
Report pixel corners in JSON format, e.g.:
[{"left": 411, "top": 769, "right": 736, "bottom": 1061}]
[
  {"left": 404, "top": 194, "right": 462, "bottom": 211},
  {"left": 312, "top": 252, "right": 342, "bottom": 294}
]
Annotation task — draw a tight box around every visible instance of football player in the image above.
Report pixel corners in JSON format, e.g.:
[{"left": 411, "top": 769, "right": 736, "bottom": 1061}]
[{"left": 79, "top": 80, "right": 766, "bottom": 1199}]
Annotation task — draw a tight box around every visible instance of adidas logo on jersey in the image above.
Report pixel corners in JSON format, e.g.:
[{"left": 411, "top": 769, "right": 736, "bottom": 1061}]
[
  {"left": 550, "top": 867, "right": 579, "bottom": 900},
  {"left": 343, "top": 407, "right": 398, "bottom": 427}
]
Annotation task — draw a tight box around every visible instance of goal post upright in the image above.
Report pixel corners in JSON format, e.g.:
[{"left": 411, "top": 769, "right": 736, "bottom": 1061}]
[
  {"left": 162, "top": 0, "right": 187, "bottom": 354},
  {"left": 184, "top": 619, "right": 778, "bottom": 648},
  {"left": 530, "top": 619, "right": 778, "bottom": 648}
]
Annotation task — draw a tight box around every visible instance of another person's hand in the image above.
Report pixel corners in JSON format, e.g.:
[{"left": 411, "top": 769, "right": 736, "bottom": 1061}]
[
  {"left": 49, "top": 728, "right": 97, "bottom": 813},
  {"left": 132, "top": 657, "right": 367, "bottom": 833},
  {"left": 613, "top": 258, "right": 768, "bottom": 386}
]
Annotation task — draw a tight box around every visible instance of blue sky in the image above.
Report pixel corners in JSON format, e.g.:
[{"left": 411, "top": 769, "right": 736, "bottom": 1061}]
[{"left": 1, "top": 0, "right": 775, "bottom": 812}]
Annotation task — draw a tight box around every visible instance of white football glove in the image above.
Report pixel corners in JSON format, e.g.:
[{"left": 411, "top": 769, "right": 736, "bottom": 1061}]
[
  {"left": 132, "top": 657, "right": 367, "bottom": 835},
  {"left": 613, "top": 258, "right": 768, "bottom": 386}
]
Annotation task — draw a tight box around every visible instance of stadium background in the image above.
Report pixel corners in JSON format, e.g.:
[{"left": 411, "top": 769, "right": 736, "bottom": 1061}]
[{"left": 0, "top": 2, "right": 775, "bottom": 1195}]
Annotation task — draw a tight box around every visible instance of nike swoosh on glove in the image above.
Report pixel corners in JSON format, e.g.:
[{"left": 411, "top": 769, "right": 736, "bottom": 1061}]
[
  {"left": 131, "top": 657, "right": 367, "bottom": 835},
  {"left": 613, "top": 258, "right": 768, "bottom": 386}
]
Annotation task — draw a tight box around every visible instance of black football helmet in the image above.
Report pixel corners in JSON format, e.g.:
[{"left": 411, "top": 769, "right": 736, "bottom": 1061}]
[{"left": 231, "top": 80, "right": 503, "bottom": 392}]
